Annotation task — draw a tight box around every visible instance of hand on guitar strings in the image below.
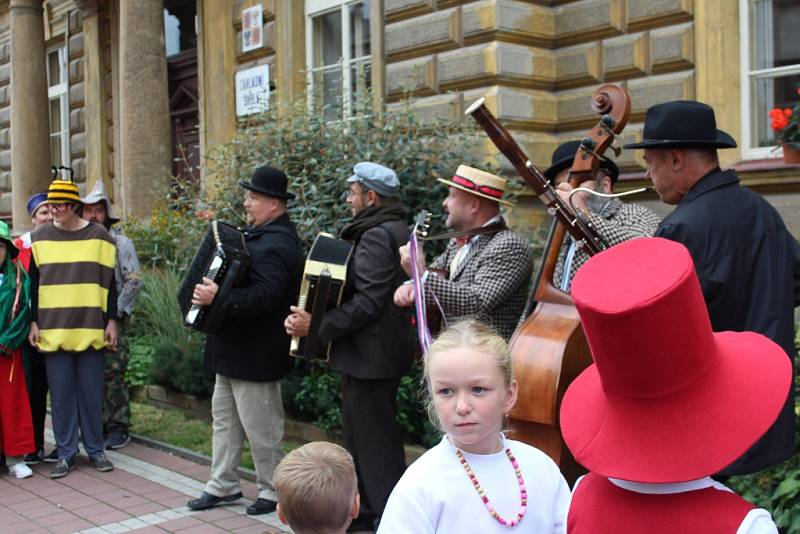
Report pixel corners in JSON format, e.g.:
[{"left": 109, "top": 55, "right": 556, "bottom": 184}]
[
  {"left": 285, "top": 306, "right": 311, "bottom": 337},
  {"left": 192, "top": 277, "right": 219, "bottom": 306},
  {"left": 394, "top": 284, "right": 415, "bottom": 307},
  {"left": 399, "top": 243, "right": 424, "bottom": 277}
]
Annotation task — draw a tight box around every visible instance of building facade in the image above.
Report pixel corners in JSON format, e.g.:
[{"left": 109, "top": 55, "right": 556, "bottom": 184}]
[{"left": 1, "top": 0, "right": 798, "bottom": 234}]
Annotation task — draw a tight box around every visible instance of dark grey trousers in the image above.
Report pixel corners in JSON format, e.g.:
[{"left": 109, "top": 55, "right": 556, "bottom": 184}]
[{"left": 45, "top": 350, "right": 105, "bottom": 460}]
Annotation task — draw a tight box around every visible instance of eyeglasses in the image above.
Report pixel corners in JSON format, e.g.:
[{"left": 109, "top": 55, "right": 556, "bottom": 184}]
[{"left": 346, "top": 188, "right": 367, "bottom": 200}]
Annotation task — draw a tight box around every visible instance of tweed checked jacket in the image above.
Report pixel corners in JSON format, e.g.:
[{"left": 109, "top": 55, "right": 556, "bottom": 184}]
[
  {"left": 553, "top": 199, "right": 660, "bottom": 291},
  {"left": 424, "top": 220, "right": 533, "bottom": 340}
]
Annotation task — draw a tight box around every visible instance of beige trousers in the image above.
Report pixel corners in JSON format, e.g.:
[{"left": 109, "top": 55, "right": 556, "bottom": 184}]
[{"left": 205, "top": 374, "right": 284, "bottom": 500}]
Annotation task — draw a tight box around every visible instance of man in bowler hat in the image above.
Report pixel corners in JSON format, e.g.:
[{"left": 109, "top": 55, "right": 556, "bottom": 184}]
[
  {"left": 187, "top": 166, "right": 304, "bottom": 515},
  {"left": 545, "top": 140, "right": 660, "bottom": 291},
  {"left": 625, "top": 100, "right": 800, "bottom": 476}
]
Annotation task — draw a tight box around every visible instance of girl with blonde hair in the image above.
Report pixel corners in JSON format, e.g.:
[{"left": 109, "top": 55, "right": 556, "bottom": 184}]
[{"left": 379, "top": 319, "right": 569, "bottom": 533}]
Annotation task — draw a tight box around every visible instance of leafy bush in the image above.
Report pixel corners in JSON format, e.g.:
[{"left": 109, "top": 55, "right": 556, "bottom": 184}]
[
  {"left": 126, "top": 268, "right": 212, "bottom": 398},
  {"left": 727, "top": 333, "right": 800, "bottom": 532},
  {"left": 124, "top": 90, "right": 528, "bottom": 443},
  {"left": 126, "top": 339, "right": 154, "bottom": 387}
]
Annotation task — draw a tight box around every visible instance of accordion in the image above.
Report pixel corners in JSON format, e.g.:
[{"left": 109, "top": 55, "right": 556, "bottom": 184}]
[
  {"left": 177, "top": 220, "right": 251, "bottom": 334},
  {"left": 290, "top": 233, "right": 354, "bottom": 360}
]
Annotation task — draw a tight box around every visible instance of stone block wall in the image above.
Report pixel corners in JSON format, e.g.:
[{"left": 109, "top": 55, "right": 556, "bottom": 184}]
[
  {"left": 384, "top": 0, "right": 697, "bottom": 178},
  {"left": 66, "top": 8, "right": 87, "bottom": 190}
]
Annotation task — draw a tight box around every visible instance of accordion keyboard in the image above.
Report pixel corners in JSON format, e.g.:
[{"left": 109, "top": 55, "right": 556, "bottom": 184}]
[{"left": 185, "top": 253, "right": 224, "bottom": 325}]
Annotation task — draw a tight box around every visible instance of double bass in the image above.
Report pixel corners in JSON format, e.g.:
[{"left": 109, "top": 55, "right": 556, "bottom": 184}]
[{"left": 466, "top": 85, "right": 631, "bottom": 484}]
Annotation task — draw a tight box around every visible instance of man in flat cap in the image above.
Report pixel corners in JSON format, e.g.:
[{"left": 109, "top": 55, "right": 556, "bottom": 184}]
[
  {"left": 188, "top": 165, "right": 304, "bottom": 516},
  {"left": 285, "top": 162, "right": 414, "bottom": 530},
  {"left": 546, "top": 140, "right": 660, "bottom": 291},
  {"left": 625, "top": 100, "right": 800, "bottom": 476},
  {"left": 394, "top": 164, "right": 532, "bottom": 340}
]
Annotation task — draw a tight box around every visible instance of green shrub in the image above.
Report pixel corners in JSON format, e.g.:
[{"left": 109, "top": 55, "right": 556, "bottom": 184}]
[
  {"left": 727, "top": 333, "right": 800, "bottom": 532},
  {"left": 127, "top": 268, "right": 212, "bottom": 398},
  {"left": 123, "top": 90, "right": 527, "bottom": 444},
  {"left": 126, "top": 338, "right": 155, "bottom": 387}
]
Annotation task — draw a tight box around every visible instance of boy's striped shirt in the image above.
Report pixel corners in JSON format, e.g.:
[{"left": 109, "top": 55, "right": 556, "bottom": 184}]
[{"left": 31, "top": 222, "right": 116, "bottom": 352}]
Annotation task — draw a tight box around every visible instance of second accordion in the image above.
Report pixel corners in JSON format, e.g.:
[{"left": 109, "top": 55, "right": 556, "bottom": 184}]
[
  {"left": 290, "top": 232, "right": 354, "bottom": 360},
  {"left": 177, "top": 220, "right": 251, "bottom": 334}
]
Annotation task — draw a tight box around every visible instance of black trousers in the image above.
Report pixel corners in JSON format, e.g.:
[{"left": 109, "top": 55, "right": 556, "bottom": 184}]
[
  {"left": 341, "top": 375, "right": 406, "bottom": 518},
  {"left": 26, "top": 350, "right": 48, "bottom": 453}
]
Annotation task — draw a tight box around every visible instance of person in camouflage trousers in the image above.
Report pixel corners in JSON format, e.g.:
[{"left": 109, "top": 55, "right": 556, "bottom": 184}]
[{"left": 81, "top": 181, "right": 143, "bottom": 450}]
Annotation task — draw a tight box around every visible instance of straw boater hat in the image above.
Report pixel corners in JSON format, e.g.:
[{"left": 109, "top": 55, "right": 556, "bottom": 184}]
[
  {"left": 437, "top": 165, "right": 514, "bottom": 206},
  {"left": 560, "top": 237, "right": 791, "bottom": 483}
]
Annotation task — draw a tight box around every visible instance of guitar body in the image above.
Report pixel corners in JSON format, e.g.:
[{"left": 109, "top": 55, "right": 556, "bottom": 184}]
[{"left": 508, "top": 300, "right": 592, "bottom": 485}]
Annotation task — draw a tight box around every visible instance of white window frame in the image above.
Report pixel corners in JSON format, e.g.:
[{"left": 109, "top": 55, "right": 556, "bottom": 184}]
[
  {"left": 46, "top": 46, "right": 70, "bottom": 177},
  {"left": 739, "top": 0, "right": 800, "bottom": 160},
  {"left": 305, "top": 0, "right": 371, "bottom": 118}
]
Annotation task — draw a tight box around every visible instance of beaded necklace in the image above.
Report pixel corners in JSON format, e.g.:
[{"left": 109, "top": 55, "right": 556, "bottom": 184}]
[{"left": 455, "top": 445, "right": 528, "bottom": 527}]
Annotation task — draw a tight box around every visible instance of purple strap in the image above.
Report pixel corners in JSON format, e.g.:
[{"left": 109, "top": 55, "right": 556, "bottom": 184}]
[{"left": 409, "top": 229, "right": 432, "bottom": 353}]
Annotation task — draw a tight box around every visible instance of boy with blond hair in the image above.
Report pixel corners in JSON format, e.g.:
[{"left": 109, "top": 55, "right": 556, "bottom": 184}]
[{"left": 275, "top": 442, "right": 360, "bottom": 534}]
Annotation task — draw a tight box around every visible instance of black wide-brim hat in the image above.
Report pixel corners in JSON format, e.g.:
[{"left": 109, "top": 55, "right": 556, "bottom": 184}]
[
  {"left": 238, "top": 165, "right": 295, "bottom": 200},
  {"left": 543, "top": 140, "right": 620, "bottom": 183},
  {"left": 624, "top": 100, "right": 737, "bottom": 150}
]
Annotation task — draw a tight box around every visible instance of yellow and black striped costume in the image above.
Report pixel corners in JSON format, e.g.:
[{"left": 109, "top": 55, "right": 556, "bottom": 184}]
[{"left": 30, "top": 223, "right": 117, "bottom": 352}]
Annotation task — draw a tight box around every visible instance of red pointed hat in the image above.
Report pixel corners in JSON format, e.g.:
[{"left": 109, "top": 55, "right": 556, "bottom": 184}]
[{"left": 560, "top": 237, "right": 791, "bottom": 483}]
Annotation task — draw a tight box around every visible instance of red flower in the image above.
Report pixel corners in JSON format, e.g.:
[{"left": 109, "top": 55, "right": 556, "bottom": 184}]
[{"left": 770, "top": 108, "right": 789, "bottom": 131}]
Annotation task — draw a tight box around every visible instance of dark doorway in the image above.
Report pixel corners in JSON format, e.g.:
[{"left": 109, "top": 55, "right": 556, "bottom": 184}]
[{"left": 164, "top": 0, "right": 199, "bottom": 184}]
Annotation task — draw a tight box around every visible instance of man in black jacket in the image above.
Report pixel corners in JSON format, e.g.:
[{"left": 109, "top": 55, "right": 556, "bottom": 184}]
[
  {"left": 187, "top": 166, "right": 304, "bottom": 515},
  {"left": 626, "top": 100, "right": 800, "bottom": 476},
  {"left": 285, "top": 162, "right": 414, "bottom": 529}
]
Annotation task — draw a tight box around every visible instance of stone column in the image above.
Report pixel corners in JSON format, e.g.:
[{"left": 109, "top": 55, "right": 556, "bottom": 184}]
[
  {"left": 10, "top": 0, "right": 51, "bottom": 232},
  {"left": 77, "top": 0, "right": 110, "bottom": 196},
  {"left": 118, "top": 0, "right": 171, "bottom": 219},
  {"left": 197, "top": 0, "right": 235, "bottom": 195},
  {"left": 275, "top": 0, "right": 306, "bottom": 106},
  {"left": 370, "top": 0, "right": 385, "bottom": 112}
]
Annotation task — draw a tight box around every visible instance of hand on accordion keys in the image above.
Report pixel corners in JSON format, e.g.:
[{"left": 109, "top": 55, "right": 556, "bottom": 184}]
[{"left": 192, "top": 277, "right": 220, "bottom": 306}]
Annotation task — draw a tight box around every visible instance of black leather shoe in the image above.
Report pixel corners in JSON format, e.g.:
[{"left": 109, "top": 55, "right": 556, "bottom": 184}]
[
  {"left": 246, "top": 498, "right": 277, "bottom": 516},
  {"left": 187, "top": 491, "right": 243, "bottom": 511}
]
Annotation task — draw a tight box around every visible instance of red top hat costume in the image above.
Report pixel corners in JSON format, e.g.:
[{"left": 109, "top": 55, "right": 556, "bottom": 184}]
[{"left": 560, "top": 237, "right": 790, "bottom": 532}]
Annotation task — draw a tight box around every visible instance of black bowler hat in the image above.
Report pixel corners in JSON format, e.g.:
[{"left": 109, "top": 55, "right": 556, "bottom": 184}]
[
  {"left": 238, "top": 165, "right": 295, "bottom": 199},
  {"left": 543, "top": 140, "right": 620, "bottom": 184},
  {"left": 624, "top": 100, "right": 737, "bottom": 150}
]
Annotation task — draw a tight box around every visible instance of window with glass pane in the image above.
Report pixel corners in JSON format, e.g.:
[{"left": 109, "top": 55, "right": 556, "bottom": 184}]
[
  {"left": 46, "top": 47, "right": 70, "bottom": 171},
  {"left": 307, "top": 0, "right": 372, "bottom": 119},
  {"left": 743, "top": 0, "right": 800, "bottom": 153}
]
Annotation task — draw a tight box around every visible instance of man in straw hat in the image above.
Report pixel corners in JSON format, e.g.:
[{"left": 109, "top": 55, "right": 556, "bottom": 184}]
[
  {"left": 624, "top": 100, "right": 800, "bottom": 476},
  {"left": 394, "top": 165, "right": 532, "bottom": 340},
  {"left": 285, "top": 162, "right": 415, "bottom": 530},
  {"left": 28, "top": 176, "right": 118, "bottom": 479},
  {"left": 561, "top": 237, "right": 788, "bottom": 532},
  {"left": 81, "top": 180, "right": 142, "bottom": 451},
  {"left": 545, "top": 140, "right": 660, "bottom": 291}
]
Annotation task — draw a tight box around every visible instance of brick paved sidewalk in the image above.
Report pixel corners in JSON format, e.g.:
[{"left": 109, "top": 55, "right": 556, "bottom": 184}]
[{"left": 0, "top": 430, "right": 291, "bottom": 534}]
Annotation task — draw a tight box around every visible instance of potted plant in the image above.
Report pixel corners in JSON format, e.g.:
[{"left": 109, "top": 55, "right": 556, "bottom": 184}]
[{"left": 769, "top": 87, "right": 800, "bottom": 164}]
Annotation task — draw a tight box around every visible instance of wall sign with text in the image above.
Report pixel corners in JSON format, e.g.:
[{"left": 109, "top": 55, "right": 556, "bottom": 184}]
[{"left": 235, "top": 64, "right": 270, "bottom": 117}]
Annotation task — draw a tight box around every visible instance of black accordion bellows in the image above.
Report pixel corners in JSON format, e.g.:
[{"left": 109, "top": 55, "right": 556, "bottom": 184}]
[{"left": 177, "top": 221, "right": 251, "bottom": 334}]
